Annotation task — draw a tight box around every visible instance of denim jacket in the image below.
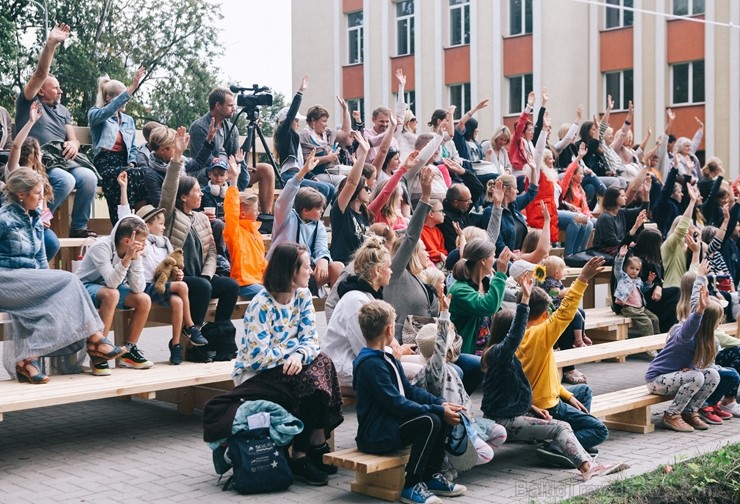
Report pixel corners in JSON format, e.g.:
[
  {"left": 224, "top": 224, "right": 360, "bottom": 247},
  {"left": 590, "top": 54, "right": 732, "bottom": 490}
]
[
  {"left": 613, "top": 255, "right": 648, "bottom": 305},
  {"left": 496, "top": 182, "right": 539, "bottom": 254},
  {"left": 88, "top": 90, "right": 138, "bottom": 164},
  {"left": 0, "top": 203, "right": 48, "bottom": 270}
]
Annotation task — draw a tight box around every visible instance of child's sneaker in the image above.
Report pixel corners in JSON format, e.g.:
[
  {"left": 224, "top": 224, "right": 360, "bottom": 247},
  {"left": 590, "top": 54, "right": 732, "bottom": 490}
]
[
  {"left": 697, "top": 406, "right": 724, "bottom": 425},
  {"left": 120, "top": 344, "right": 154, "bottom": 369},
  {"left": 400, "top": 483, "right": 442, "bottom": 504},
  {"left": 169, "top": 340, "right": 183, "bottom": 366},
  {"left": 182, "top": 324, "right": 208, "bottom": 346},
  {"left": 424, "top": 473, "right": 467, "bottom": 497},
  {"left": 91, "top": 360, "right": 111, "bottom": 376},
  {"left": 710, "top": 403, "right": 734, "bottom": 420},
  {"left": 719, "top": 400, "right": 740, "bottom": 418}
]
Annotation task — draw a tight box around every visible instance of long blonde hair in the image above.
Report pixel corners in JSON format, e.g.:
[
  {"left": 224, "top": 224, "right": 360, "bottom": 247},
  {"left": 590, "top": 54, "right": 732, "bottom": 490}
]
[
  {"left": 370, "top": 179, "right": 402, "bottom": 225},
  {"left": 693, "top": 301, "right": 722, "bottom": 368},
  {"left": 95, "top": 75, "right": 125, "bottom": 108},
  {"left": 676, "top": 272, "right": 697, "bottom": 321}
]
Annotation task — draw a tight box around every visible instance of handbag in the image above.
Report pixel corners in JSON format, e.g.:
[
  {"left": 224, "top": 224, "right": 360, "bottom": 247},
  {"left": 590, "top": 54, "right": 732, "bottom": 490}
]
[{"left": 71, "top": 237, "right": 97, "bottom": 273}]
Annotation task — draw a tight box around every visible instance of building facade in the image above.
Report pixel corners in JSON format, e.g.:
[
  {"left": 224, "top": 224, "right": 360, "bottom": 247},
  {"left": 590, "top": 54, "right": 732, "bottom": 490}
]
[{"left": 291, "top": 0, "right": 740, "bottom": 172}]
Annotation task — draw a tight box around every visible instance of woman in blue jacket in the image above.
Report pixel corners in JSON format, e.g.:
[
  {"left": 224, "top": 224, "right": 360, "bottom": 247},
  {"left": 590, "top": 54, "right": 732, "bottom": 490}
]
[
  {"left": 88, "top": 67, "right": 147, "bottom": 224},
  {"left": 495, "top": 170, "right": 539, "bottom": 255}
]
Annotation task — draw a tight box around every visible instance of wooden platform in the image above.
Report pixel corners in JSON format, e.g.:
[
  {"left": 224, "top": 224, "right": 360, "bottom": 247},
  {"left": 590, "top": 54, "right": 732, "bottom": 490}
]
[
  {"left": 324, "top": 447, "right": 411, "bottom": 501},
  {"left": 591, "top": 385, "right": 672, "bottom": 434},
  {"left": 0, "top": 360, "right": 234, "bottom": 421}
]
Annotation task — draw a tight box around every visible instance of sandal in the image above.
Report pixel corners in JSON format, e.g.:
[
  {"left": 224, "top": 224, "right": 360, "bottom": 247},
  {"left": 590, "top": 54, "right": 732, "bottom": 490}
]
[
  {"left": 16, "top": 358, "right": 49, "bottom": 384},
  {"left": 563, "top": 369, "right": 588, "bottom": 385},
  {"left": 87, "top": 336, "right": 127, "bottom": 360}
]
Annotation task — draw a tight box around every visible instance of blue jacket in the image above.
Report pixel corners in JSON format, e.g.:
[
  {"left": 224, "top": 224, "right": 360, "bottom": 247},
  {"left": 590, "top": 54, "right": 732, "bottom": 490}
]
[
  {"left": 353, "top": 347, "right": 445, "bottom": 454},
  {"left": 88, "top": 90, "right": 138, "bottom": 165},
  {"left": 613, "top": 255, "right": 649, "bottom": 305},
  {"left": 496, "top": 182, "right": 538, "bottom": 254},
  {"left": 0, "top": 203, "right": 47, "bottom": 269}
]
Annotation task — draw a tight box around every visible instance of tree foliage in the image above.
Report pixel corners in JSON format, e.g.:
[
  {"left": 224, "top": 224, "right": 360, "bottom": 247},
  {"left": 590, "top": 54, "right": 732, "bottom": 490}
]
[{"left": 0, "top": 0, "right": 223, "bottom": 127}]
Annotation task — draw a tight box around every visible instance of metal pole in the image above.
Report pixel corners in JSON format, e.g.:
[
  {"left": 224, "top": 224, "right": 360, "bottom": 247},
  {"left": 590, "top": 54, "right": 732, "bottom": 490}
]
[{"left": 27, "top": 0, "right": 49, "bottom": 36}]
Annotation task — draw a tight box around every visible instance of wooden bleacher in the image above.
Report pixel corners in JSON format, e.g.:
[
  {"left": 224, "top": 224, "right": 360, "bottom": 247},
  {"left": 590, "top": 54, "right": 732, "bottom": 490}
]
[{"left": 323, "top": 448, "right": 411, "bottom": 501}]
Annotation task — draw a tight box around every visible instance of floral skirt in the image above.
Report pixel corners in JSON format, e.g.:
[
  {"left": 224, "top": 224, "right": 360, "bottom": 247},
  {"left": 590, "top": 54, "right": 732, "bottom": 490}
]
[{"left": 94, "top": 150, "right": 148, "bottom": 224}]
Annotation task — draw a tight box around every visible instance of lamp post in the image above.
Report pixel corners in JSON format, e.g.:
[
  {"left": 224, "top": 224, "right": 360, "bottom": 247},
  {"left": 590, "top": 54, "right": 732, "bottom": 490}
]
[{"left": 27, "top": 0, "right": 49, "bottom": 37}]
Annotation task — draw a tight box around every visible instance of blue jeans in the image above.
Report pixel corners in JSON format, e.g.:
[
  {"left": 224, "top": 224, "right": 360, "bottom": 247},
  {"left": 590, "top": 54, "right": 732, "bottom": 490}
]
[
  {"left": 44, "top": 228, "right": 60, "bottom": 260},
  {"left": 47, "top": 167, "right": 98, "bottom": 230},
  {"left": 706, "top": 366, "right": 740, "bottom": 405},
  {"left": 557, "top": 210, "right": 595, "bottom": 255},
  {"left": 548, "top": 384, "right": 608, "bottom": 450},
  {"left": 454, "top": 353, "right": 483, "bottom": 394},
  {"left": 280, "top": 170, "right": 336, "bottom": 203},
  {"left": 581, "top": 173, "right": 607, "bottom": 203},
  {"left": 239, "top": 283, "right": 264, "bottom": 299}
]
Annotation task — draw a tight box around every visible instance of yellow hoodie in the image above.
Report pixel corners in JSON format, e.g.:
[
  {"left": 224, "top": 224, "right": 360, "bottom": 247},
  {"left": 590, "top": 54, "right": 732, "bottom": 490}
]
[{"left": 516, "top": 279, "right": 587, "bottom": 410}]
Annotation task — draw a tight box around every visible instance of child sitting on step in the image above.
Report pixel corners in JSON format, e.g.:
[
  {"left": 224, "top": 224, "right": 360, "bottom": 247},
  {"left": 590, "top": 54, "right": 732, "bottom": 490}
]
[
  {"left": 613, "top": 245, "right": 660, "bottom": 337},
  {"left": 117, "top": 172, "right": 207, "bottom": 365},
  {"left": 354, "top": 300, "right": 467, "bottom": 504}
]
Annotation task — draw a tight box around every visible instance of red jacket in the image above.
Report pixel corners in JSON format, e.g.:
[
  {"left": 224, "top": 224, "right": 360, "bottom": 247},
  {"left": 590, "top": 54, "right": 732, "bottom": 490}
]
[
  {"left": 525, "top": 171, "right": 559, "bottom": 238},
  {"left": 508, "top": 108, "right": 532, "bottom": 171},
  {"left": 421, "top": 225, "right": 447, "bottom": 264},
  {"left": 559, "top": 161, "right": 593, "bottom": 218}
]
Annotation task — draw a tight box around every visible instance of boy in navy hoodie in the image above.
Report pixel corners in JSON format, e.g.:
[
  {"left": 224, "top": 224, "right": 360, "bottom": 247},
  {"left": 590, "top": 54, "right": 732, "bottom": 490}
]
[{"left": 353, "top": 300, "right": 467, "bottom": 504}]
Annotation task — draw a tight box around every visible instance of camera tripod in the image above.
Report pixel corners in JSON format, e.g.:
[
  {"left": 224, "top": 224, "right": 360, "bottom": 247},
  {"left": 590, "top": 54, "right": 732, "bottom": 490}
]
[{"left": 232, "top": 106, "right": 283, "bottom": 188}]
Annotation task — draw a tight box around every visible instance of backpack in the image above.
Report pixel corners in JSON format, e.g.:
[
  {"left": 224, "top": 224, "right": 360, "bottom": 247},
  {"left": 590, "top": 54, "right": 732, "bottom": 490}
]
[{"left": 222, "top": 427, "right": 293, "bottom": 494}]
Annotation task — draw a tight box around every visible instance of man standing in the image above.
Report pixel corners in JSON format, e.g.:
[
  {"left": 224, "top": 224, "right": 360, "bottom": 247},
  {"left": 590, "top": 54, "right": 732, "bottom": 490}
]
[
  {"left": 189, "top": 88, "right": 275, "bottom": 217},
  {"left": 15, "top": 23, "right": 98, "bottom": 238}
]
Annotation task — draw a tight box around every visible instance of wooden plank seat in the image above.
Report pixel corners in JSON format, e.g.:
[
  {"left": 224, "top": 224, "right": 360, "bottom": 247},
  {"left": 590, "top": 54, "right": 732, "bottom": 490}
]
[
  {"left": 583, "top": 307, "right": 632, "bottom": 353},
  {"left": 323, "top": 447, "right": 411, "bottom": 501},
  {"left": 562, "top": 266, "right": 613, "bottom": 309},
  {"left": 0, "top": 360, "right": 234, "bottom": 422},
  {"left": 556, "top": 322, "right": 736, "bottom": 370},
  {"left": 590, "top": 385, "right": 672, "bottom": 434}
]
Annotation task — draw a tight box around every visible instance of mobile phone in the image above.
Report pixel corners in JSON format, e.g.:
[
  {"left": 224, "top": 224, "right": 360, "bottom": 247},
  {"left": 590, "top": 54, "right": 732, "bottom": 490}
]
[{"left": 40, "top": 208, "right": 53, "bottom": 223}]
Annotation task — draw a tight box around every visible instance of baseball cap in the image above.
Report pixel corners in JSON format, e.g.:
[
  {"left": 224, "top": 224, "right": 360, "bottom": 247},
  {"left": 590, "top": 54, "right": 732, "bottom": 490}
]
[{"left": 277, "top": 106, "right": 306, "bottom": 124}]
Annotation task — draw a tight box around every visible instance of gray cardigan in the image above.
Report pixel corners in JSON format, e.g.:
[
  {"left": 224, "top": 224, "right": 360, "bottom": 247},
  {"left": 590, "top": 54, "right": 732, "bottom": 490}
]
[{"left": 384, "top": 199, "right": 438, "bottom": 341}]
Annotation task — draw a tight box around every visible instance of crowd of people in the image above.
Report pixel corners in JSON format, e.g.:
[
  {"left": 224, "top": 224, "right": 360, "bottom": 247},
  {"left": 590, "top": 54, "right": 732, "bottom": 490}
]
[{"left": 3, "top": 23, "right": 740, "bottom": 504}]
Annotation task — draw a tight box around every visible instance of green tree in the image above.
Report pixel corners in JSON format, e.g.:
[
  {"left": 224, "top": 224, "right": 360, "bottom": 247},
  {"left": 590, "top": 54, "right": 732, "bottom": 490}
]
[{"left": 149, "top": 57, "right": 219, "bottom": 128}]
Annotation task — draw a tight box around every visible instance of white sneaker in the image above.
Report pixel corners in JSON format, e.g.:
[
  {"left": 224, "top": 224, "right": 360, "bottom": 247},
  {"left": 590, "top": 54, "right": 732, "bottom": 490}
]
[{"left": 719, "top": 401, "right": 740, "bottom": 418}]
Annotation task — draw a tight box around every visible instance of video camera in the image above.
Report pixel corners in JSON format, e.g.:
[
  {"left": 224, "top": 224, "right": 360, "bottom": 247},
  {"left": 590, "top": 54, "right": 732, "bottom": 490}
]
[{"left": 230, "top": 84, "right": 273, "bottom": 110}]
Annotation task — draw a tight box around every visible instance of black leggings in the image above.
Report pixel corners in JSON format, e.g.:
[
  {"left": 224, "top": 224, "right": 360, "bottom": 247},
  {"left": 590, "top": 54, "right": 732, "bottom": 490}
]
[
  {"left": 399, "top": 413, "right": 446, "bottom": 487},
  {"left": 184, "top": 275, "right": 239, "bottom": 325}
]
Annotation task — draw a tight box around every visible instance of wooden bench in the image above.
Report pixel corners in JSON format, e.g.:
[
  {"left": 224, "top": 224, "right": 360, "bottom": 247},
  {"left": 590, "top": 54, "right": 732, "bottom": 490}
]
[
  {"left": 0, "top": 360, "right": 234, "bottom": 422},
  {"left": 583, "top": 307, "right": 632, "bottom": 353},
  {"left": 323, "top": 447, "right": 410, "bottom": 501},
  {"left": 590, "top": 385, "right": 671, "bottom": 434},
  {"left": 563, "top": 266, "right": 613, "bottom": 309}
]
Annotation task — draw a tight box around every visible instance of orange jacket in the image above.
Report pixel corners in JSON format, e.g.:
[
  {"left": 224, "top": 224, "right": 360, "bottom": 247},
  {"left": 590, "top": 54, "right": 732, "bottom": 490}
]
[
  {"left": 421, "top": 224, "right": 447, "bottom": 264},
  {"left": 224, "top": 186, "right": 267, "bottom": 286}
]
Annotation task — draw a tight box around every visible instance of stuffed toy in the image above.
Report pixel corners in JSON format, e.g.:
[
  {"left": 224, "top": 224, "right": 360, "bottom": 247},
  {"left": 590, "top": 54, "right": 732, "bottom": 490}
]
[{"left": 153, "top": 248, "right": 184, "bottom": 294}]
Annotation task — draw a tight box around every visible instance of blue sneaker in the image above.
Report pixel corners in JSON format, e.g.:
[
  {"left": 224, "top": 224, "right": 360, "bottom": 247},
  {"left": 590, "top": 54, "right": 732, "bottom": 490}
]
[
  {"left": 400, "top": 483, "right": 441, "bottom": 504},
  {"left": 182, "top": 325, "right": 208, "bottom": 346},
  {"left": 424, "top": 473, "right": 467, "bottom": 497}
]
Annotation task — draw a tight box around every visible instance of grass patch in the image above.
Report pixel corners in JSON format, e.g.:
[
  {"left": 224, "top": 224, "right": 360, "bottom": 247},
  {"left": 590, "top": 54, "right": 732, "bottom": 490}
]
[{"left": 562, "top": 443, "right": 740, "bottom": 504}]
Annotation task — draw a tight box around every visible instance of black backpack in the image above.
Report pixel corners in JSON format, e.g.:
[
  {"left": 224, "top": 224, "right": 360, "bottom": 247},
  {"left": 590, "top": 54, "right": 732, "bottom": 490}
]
[{"left": 222, "top": 428, "right": 293, "bottom": 494}]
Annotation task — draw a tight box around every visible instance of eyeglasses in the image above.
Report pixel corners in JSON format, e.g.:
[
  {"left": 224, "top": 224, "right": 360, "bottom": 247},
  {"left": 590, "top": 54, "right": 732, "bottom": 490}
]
[{"left": 431, "top": 209, "right": 444, "bottom": 213}]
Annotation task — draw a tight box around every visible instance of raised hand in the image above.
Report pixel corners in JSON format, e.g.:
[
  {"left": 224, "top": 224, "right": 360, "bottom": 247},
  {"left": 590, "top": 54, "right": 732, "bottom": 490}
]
[
  {"left": 577, "top": 256, "right": 606, "bottom": 283},
  {"left": 619, "top": 245, "right": 628, "bottom": 257},
  {"left": 666, "top": 108, "right": 675, "bottom": 121},
  {"left": 395, "top": 68, "right": 406, "bottom": 87},
  {"left": 607, "top": 94, "right": 614, "bottom": 111},
  {"left": 300, "top": 74, "right": 309, "bottom": 92},
  {"left": 336, "top": 95, "right": 348, "bottom": 110},
  {"left": 698, "top": 258, "right": 711, "bottom": 277},
  {"left": 576, "top": 104, "right": 584, "bottom": 122},
  {"left": 117, "top": 171, "right": 128, "bottom": 188},
  {"left": 442, "top": 157, "right": 465, "bottom": 175},
  {"left": 352, "top": 130, "right": 369, "bottom": 154},
  {"left": 695, "top": 116, "right": 704, "bottom": 129},
  {"left": 527, "top": 91, "right": 536, "bottom": 108},
  {"left": 419, "top": 165, "right": 434, "bottom": 201},
  {"left": 497, "top": 247, "right": 513, "bottom": 274},
  {"left": 235, "top": 148, "right": 246, "bottom": 165},
  {"left": 491, "top": 179, "right": 505, "bottom": 207},
  {"left": 402, "top": 150, "right": 420, "bottom": 169},
  {"left": 474, "top": 99, "right": 489, "bottom": 111},
  {"left": 173, "top": 126, "right": 190, "bottom": 161},
  {"left": 48, "top": 23, "right": 71, "bottom": 45},
  {"left": 352, "top": 110, "right": 362, "bottom": 123},
  {"left": 696, "top": 285, "right": 709, "bottom": 315},
  {"left": 540, "top": 200, "right": 551, "bottom": 223},
  {"left": 28, "top": 101, "right": 43, "bottom": 123},
  {"left": 541, "top": 87, "right": 549, "bottom": 106},
  {"left": 205, "top": 116, "right": 217, "bottom": 144},
  {"left": 518, "top": 271, "right": 533, "bottom": 304},
  {"left": 128, "top": 66, "right": 146, "bottom": 95}
]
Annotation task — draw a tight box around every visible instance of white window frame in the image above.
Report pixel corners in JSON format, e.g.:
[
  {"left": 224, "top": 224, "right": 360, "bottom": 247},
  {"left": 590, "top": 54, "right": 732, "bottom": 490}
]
[
  {"left": 672, "top": 0, "right": 705, "bottom": 17},
  {"left": 509, "top": 0, "right": 533, "bottom": 36},
  {"left": 396, "top": 0, "right": 415, "bottom": 56},
  {"left": 347, "top": 11, "right": 364, "bottom": 65},
  {"left": 604, "top": 69, "right": 633, "bottom": 111},
  {"left": 449, "top": 0, "right": 470, "bottom": 47},
  {"left": 604, "top": 0, "right": 634, "bottom": 30},
  {"left": 671, "top": 60, "right": 705, "bottom": 105},
  {"left": 347, "top": 97, "right": 365, "bottom": 120},
  {"left": 449, "top": 83, "right": 471, "bottom": 120},
  {"left": 508, "top": 74, "right": 533, "bottom": 115}
]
